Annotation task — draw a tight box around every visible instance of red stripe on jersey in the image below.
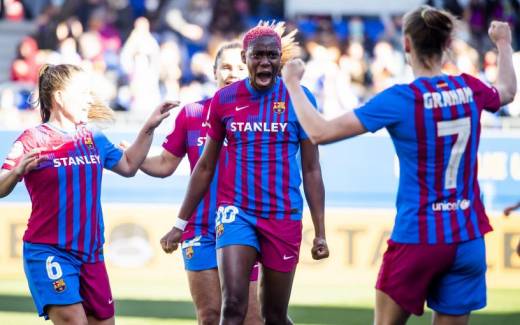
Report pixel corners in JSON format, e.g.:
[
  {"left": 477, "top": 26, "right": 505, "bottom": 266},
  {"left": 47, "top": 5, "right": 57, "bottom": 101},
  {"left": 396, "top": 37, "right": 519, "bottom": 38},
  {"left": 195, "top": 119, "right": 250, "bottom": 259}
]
[
  {"left": 281, "top": 90, "right": 290, "bottom": 219},
  {"left": 410, "top": 84, "right": 428, "bottom": 242},
  {"left": 421, "top": 80, "right": 445, "bottom": 243},
  {"left": 449, "top": 76, "right": 475, "bottom": 240},
  {"left": 65, "top": 164, "right": 74, "bottom": 251},
  {"left": 473, "top": 103, "right": 492, "bottom": 237},
  {"left": 269, "top": 84, "right": 283, "bottom": 212},
  {"left": 90, "top": 162, "right": 99, "bottom": 261},
  {"left": 241, "top": 120, "right": 250, "bottom": 210},
  {"left": 77, "top": 141, "right": 87, "bottom": 258}
]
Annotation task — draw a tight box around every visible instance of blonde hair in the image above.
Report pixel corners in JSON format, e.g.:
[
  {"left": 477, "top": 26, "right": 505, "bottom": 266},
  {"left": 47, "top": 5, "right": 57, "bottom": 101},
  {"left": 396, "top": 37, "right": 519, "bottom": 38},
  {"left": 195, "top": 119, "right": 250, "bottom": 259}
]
[
  {"left": 257, "top": 21, "right": 300, "bottom": 66},
  {"left": 36, "top": 64, "right": 115, "bottom": 123},
  {"left": 88, "top": 95, "right": 115, "bottom": 123}
]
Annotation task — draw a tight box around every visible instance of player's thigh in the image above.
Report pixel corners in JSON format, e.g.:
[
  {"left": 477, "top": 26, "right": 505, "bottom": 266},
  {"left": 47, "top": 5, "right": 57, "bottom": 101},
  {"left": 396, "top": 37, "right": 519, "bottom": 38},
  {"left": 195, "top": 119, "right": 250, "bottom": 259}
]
[
  {"left": 79, "top": 261, "right": 114, "bottom": 321},
  {"left": 87, "top": 315, "right": 115, "bottom": 325},
  {"left": 217, "top": 244, "right": 258, "bottom": 298},
  {"left": 187, "top": 268, "right": 221, "bottom": 313},
  {"left": 259, "top": 266, "right": 296, "bottom": 316},
  {"left": 374, "top": 289, "right": 410, "bottom": 325},
  {"left": 427, "top": 237, "right": 486, "bottom": 316},
  {"left": 23, "top": 243, "right": 83, "bottom": 320},
  {"left": 47, "top": 303, "right": 88, "bottom": 325},
  {"left": 432, "top": 313, "right": 469, "bottom": 325}
]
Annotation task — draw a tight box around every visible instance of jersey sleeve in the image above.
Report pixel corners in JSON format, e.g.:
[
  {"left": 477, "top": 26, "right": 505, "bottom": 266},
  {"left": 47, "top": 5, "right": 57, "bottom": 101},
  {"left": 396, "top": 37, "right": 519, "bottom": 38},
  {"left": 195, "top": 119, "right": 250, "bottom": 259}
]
[
  {"left": 297, "top": 86, "right": 318, "bottom": 141},
  {"left": 353, "top": 86, "right": 403, "bottom": 133},
  {"left": 1, "top": 130, "right": 33, "bottom": 171},
  {"left": 162, "top": 107, "right": 188, "bottom": 158},
  {"left": 461, "top": 73, "right": 501, "bottom": 113},
  {"left": 207, "top": 92, "right": 226, "bottom": 142},
  {"left": 93, "top": 131, "right": 124, "bottom": 169}
]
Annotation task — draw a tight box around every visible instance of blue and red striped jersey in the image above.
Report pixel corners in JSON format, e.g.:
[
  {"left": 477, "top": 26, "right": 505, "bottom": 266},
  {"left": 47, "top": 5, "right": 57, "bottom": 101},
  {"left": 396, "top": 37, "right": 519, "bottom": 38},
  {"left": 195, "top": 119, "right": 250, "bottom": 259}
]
[
  {"left": 207, "top": 77, "right": 317, "bottom": 220},
  {"left": 355, "top": 73, "right": 500, "bottom": 244},
  {"left": 2, "top": 123, "right": 123, "bottom": 261},
  {"left": 162, "top": 98, "right": 227, "bottom": 240}
]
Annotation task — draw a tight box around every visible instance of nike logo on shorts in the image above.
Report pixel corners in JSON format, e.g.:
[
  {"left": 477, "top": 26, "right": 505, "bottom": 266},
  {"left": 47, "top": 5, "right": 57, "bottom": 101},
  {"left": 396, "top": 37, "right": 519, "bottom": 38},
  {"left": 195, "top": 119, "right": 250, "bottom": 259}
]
[
  {"left": 235, "top": 105, "right": 249, "bottom": 111},
  {"left": 283, "top": 254, "right": 295, "bottom": 260}
]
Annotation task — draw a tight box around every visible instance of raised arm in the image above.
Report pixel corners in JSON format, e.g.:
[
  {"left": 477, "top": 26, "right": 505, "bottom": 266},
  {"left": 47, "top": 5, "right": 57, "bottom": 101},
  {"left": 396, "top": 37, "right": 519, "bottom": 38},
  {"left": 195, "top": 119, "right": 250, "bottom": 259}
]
[
  {"left": 300, "top": 140, "right": 329, "bottom": 260},
  {"left": 282, "top": 59, "right": 367, "bottom": 145},
  {"left": 160, "top": 137, "right": 223, "bottom": 253},
  {"left": 489, "top": 21, "right": 517, "bottom": 106},
  {"left": 111, "top": 101, "right": 178, "bottom": 177}
]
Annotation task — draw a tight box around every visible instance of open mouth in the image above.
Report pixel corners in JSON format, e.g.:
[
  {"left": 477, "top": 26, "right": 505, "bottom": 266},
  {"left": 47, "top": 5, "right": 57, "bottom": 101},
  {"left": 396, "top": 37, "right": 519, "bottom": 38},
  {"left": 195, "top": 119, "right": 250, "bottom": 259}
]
[{"left": 256, "top": 71, "right": 273, "bottom": 85}]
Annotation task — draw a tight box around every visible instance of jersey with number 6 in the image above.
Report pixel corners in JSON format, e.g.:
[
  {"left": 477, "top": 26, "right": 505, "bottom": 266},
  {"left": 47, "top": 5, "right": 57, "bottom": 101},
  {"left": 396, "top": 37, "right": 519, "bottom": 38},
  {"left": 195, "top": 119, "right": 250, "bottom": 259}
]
[{"left": 354, "top": 74, "right": 500, "bottom": 244}]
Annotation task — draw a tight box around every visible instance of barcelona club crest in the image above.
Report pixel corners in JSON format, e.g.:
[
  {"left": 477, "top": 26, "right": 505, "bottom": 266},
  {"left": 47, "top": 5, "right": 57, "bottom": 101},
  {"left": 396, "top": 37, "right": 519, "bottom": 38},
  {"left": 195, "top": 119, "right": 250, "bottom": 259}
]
[
  {"left": 185, "top": 246, "right": 194, "bottom": 260},
  {"left": 273, "top": 101, "right": 285, "bottom": 114},
  {"left": 53, "top": 279, "right": 66, "bottom": 293},
  {"left": 216, "top": 224, "right": 224, "bottom": 238}
]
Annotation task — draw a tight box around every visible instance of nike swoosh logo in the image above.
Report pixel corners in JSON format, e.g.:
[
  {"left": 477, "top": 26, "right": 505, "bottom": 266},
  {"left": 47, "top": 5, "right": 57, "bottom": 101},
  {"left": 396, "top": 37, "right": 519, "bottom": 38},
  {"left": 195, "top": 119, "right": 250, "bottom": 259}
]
[
  {"left": 235, "top": 105, "right": 249, "bottom": 111},
  {"left": 283, "top": 255, "right": 295, "bottom": 260},
  {"left": 108, "top": 299, "right": 113, "bottom": 304},
  {"left": 201, "top": 122, "right": 211, "bottom": 128},
  {"left": 52, "top": 143, "right": 66, "bottom": 150}
]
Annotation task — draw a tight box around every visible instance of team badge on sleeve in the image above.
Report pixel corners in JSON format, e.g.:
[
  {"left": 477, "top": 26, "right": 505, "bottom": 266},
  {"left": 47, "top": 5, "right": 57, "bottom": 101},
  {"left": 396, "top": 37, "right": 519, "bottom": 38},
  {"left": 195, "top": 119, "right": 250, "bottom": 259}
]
[
  {"left": 52, "top": 279, "right": 66, "bottom": 293},
  {"left": 273, "top": 102, "right": 285, "bottom": 114}
]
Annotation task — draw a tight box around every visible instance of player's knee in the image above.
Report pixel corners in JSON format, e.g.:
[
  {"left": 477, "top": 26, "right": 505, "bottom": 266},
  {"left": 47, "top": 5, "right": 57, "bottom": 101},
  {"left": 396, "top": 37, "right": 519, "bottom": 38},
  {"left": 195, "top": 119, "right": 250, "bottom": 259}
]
[
  {"left": 48, "top": 307, "right": 88, "bottom": 325},
  {"left": 222, "top": 295, "right": 247, "bottom": 320},
  {"left": 198, "top": 306, "right": 220, "bottom": 325}
]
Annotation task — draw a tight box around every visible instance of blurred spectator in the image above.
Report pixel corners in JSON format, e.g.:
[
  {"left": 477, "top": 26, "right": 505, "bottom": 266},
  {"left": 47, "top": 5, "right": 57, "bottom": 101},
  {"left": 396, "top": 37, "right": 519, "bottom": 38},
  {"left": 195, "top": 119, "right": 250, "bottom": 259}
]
[
  {"left": 10, "top": 36, "right": 40, "bottom": 85},
  {"left": 120, "top": 17, "right": 161, "bottom": 116}
]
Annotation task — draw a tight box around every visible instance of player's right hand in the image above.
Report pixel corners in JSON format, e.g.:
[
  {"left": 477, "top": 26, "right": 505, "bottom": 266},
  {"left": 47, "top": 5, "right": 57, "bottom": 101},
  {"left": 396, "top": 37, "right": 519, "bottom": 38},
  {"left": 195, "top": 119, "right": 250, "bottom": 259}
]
[
  {"left": 14, "top": 148, "right": 46, "bottom": 177},
  {"left": 281, "top": 59, "right": 305, "bottom": 85},
  {"left": 160, "top": 227, "right": 183, "bottom": 254},
  {"left": 488, "top": 21, "right": 512, "bottom": 46}
]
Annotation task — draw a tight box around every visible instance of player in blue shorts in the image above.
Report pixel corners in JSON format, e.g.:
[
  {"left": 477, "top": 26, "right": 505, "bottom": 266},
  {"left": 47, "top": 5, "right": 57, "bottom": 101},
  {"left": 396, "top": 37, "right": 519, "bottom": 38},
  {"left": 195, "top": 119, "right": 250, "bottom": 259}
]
[
  {"left": 140, "top": 41, "right": 262, "bottom": 324},
  {"left": 283, "top": 6, "right": 516, "bottom": 325}
]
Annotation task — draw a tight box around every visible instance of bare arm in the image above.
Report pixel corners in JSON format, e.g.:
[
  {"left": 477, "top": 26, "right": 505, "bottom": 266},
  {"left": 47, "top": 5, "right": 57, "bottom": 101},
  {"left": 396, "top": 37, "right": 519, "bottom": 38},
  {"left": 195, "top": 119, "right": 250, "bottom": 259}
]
[
  {"left": 112, "top": 102, "right": 178, "bottom": 177},
  {"left": 282, "top": 59, "right": 367, "bottom": 145},
  {"left": 489, "top": 21, "right": 517, "bottom": 105},
  {"left": 140, "top": 150, "right": 182, "bottom": 178},
  {"left": 300, "top": 140, "right": 329, "bottom": 259},
  {"left": 160, "top": 137, "right": 222, "bottom": 253},
  {"left": 177, "top": 137, "right": 222, "bottom": 220}
]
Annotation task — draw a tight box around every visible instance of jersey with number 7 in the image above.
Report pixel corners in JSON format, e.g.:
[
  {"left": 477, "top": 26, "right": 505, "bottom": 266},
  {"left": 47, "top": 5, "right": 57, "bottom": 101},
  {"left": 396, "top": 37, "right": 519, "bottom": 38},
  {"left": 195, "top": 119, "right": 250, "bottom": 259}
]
[{"left": 354, "top": 73, "right": 500, "bottom": 244}]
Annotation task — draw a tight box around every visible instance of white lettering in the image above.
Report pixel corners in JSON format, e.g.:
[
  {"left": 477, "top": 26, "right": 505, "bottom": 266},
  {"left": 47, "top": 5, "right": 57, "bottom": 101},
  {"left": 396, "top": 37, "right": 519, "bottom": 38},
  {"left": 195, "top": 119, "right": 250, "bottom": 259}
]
[
  {"left": 229, "top": 122, "right": 288, "bottom": 133},
  {"left": 431, "top": 199, "right": 471, "bottom": 212},
  {"left": 422, "top": 87, "right": 474, "bottom": 109},
  {"left": 50, "top": 155, "right": 101, "bottom": 167}
]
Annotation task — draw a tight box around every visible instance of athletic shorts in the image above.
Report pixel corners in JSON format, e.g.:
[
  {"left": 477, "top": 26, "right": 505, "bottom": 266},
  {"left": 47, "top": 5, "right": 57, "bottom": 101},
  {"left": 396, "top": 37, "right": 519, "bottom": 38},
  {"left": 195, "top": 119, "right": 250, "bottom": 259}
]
[
  {"left": 376, "top": 237, "right": 487, "bottom": 316},
  {"left": 181, "top": 233, "right": 260, "bottom": 281},
  {"left": 23, "top": 242, "right": 114, "bottom": 320},
  {"left": 215, "top": 205, "right": 302, "bottom": 273}
]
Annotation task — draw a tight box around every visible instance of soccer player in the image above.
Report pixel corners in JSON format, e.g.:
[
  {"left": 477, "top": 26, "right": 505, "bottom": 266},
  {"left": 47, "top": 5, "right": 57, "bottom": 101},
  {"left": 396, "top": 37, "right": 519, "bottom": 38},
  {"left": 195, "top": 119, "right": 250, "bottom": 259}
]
[
  {"left": 160, "top": 25, "right": 330, "bottom": 325},
  {"left": 140, "top": 41, "right": 262, "bottom": 325},
  {"left": 282, "top": 6, "right": 516, "bottom": 325},
  {"left": 0, "top": 64, "right": 176, "bottom": 324}
]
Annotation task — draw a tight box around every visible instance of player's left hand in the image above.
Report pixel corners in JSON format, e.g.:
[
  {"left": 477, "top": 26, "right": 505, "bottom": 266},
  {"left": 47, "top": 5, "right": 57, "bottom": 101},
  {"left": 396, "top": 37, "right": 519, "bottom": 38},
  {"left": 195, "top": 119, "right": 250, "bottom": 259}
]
[
  {"left": 281, "top": 59, "right": 305, "bottom": 86},
  {"left": 145, "top": 101, "right": 180, "bottom": 132},
  {"left": 160, "top": 227, "right": 183, "bottom": 254},
  {"left": 311, "top": 237, "right": 329, "bottom": 260}
]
